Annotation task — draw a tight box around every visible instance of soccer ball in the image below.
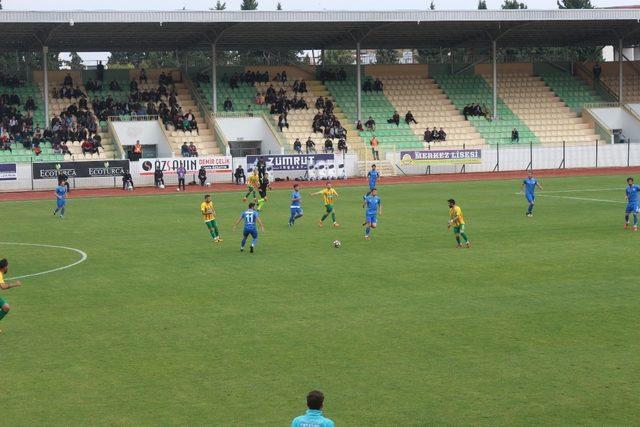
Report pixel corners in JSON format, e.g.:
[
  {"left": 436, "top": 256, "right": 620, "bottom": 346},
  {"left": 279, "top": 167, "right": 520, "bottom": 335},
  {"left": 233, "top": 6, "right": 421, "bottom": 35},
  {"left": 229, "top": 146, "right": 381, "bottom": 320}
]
[
  {"left": 332, "top": 240, "right": 342, "bottom": 248},
  {"left": 176, "top": 187, "right": 181, "bottom": 192},
  {"left": 205, "top": 182, "right": 211, "bottom": 187},
  {"left": 159, "top": 184, "right": 165, "bottom": 189}
]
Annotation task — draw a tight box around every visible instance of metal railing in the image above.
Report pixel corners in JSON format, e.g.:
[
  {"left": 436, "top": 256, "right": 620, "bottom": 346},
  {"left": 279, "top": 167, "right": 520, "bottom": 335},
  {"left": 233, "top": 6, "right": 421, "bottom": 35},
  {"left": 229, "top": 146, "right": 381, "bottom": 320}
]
[{"left": 107, "top": 114, "right": 159, "bottom": 122}]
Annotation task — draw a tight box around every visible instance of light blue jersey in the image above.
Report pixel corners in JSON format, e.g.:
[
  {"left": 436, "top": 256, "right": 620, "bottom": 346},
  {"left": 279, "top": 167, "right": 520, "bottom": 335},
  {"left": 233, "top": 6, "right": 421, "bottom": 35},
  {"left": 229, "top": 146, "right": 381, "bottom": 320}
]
[
  {"left": 291, "top": 410, "right": 335, "bottom": 427},
  {"left": 523, "top": 177, "right": 538, "bottom": 203},
  {"left": 626, "top": 184, "right": 640, "bottom": 213},
  {"left": 241, "top": 209, "right": 259, "bottom": 231},
  {"left": 364, "top": 194, "right": 381, "bottom": 224},
  {"left": 55, "top": 185, "right": 67, "bottom": 207},
  {"left": 291, "top": 190, "right": 302, "bottom": 208},
  {"left": 367, "top": 169, "right": 380, "bottom": 189}
]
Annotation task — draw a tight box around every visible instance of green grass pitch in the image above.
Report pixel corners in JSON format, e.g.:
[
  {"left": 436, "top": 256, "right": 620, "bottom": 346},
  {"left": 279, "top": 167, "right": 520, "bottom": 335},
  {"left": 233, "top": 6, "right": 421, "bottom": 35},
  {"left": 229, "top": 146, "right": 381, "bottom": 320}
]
[{"left": 1, "top": 174, "right": 639, "bottom": 425}]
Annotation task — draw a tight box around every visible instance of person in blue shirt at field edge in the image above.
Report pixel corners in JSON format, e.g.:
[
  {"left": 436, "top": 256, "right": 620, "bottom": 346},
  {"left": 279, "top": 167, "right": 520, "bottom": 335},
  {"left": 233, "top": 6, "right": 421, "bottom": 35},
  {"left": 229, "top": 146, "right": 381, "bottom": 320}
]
[
  {"left": 291, "top": 390, "right": 335, "bottom": 427},
  {"left": 624, "top": 176, "right": 640, "bottom": 231},
  {"left": 521, "top": 172, "right": 543, "bottom": 217}
]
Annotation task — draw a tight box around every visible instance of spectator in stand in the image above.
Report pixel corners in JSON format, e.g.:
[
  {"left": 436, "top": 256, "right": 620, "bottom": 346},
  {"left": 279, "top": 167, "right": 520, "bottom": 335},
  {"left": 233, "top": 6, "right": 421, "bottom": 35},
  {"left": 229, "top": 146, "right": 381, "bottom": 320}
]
[
  {"left": 324, "top": 138, "right": 334, "bottom": 153},
  {"left": 299, "top": 80, "right": 307, "bottom": 93},
  {"left": 196, "top": 71, "right": 210, "bottom": 84},
  {"left": 177, "top": 166, "right": 186, "bottom": 191},
  {"left": 365, "top": 116, "right": 376, "bottom": 132},
  {"left": 139, "top": 68, "right": 147, "bottom": 83},
  {"left": 60, "top": 141, "right": 71, "bottom": 155},
  {"left": 362, "top": 78, "right": 373, "bottom": 93},
  {"left": 293, "top": 138, "right": 302, "bottom": 153},
  {"left": 109, "top": 80, "right": 121, "bottom": 91},
  {"left": 315, "top": 96, "right": 325, "bottom": 110},
  {"left": 181, "top": 141, "right": 189, "bottom": 157},
  {"left": 223, "top": 97, "right": 234, "bottom": 112},
  {"left": 405, "top": 111, "right": 418, "bottom": 125},
  {"left": 511, "top": 128, "right": 519, "bottom": 143},
  {"left": 122, "top": 171, "right": 134, "bottom": 190},
  {"left": 593, "top": 62, "right": 602, "bottom": 81},
  {"left": 96, "top": 60, "right": 105, "bottom": 82},
  {"left": 234, "top": 165, "right": 246, "bottom": 185},
  {"left": 24, "top": 97, "right": 37, "bottom": 112},
  {"left": 254, "top": 92, "right": 265, "bottom": 105},
  {"left": 388, "top": 111, "right": 400, "bottom": 126},
  {"left": 305, "top": 136, "right": 316, "bottom": 154},
  {"left": 430, "top": 127, "right": 439, "bottom": 141},
  {"left": 438, "top": 127, "right": 447, "bottom": 141},
  {"left": 356, "top": 120, "right": 364, "bottom": 131},
  {"left": 278, "top": 114, "right": 289, "bottom": 132},
  {"left": 63, "top": 73, "right": 73, "bottom": 87},
  {"left": 424, "top": 128, "right": 432, "bottom": 143},
  {"left": 188, "top": 142, "right": 198, "bottom": 157},
  {"left": 373, "top": 78, "right": 384, "bottom": 92},
  {"left": 370, "top": 135, "right": 380, "bottom": 160},
  {"left": 198, "top": 166, "right": 207, "bottom": 186},
  {"left": 154, "top": 168, "right": 165, "bottom": 188},
  {"left": 1, "top": 138, "right": 12, "bottom": 153},
  {"left": 229, "top": 75, "right": 239, "bottom": 89},
  {"left": 81, "top": 139, "right": 95, "bottom": 155},
  {"left": 291, "top": 390, "right": 334, "bottom": 427},
  {"left": 337, "top": 138, "right": 347, "bottom": 154}
]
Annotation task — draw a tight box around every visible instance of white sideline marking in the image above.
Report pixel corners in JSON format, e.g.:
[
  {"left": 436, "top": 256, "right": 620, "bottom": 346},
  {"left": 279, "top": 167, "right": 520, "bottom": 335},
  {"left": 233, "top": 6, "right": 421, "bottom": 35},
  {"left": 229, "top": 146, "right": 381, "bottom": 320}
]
[
  {"left": 0, "top": 242, "right": 88, "bottom": 280},
  {"left": 538, "top": 194, "right": 626, "bottom": 204},
  {"left": 540, "top": 188, "right": 621, "bottom": 194}
]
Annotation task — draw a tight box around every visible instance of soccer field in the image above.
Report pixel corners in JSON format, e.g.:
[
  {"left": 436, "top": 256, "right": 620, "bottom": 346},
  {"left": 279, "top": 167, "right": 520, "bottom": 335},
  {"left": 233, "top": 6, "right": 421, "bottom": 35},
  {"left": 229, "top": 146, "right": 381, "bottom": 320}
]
[{"left": 1, "top": 174, "right": 639, "bottom": 426}]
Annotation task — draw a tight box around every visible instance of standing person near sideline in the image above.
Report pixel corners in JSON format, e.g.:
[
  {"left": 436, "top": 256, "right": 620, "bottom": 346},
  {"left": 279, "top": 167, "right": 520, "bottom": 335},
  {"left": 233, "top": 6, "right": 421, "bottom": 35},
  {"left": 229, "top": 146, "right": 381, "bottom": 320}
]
[
  {"left": 53, "top": 180, "right": 68, "bottom": 219},
  {"left": 311, "top": 182, "right": 339, "bottom": 228},
  {"left": 154, "top": 168, "right": 165, "bottom": 188},
  {"left": 0, "top": 258, "right": 23, "bottom": 334},
  {"left": 521, "top": 172, "right": 543, "bottom": 217},
  {"left": 366, "top": 164, "right": 380, "bottom": 195},
  {"left": 624, "top": 176, "right": 640, "bottom": 231},
  {"left": 233, "top": 202, "right": 265, "bottom": 254},
  {"left": 177, "top": 165, "right": 186, "bottom": 191},
  {"left": 370, "top": 135, "right": 380, "bottom": 160},
  {"left": 288, "top": 183, "right": 304, "bottom": 227},
  {"left": 200, "top": 194, "right": 222, "bottom": 243},
  {"left": 198, "top": 166, "right": 207, "bottom": 187},
  {"left": 291, "top": 390, "right": 335, "bottom": 427},
  {"left": 448, "top": 198, "right": 471, "bottom": 248}
]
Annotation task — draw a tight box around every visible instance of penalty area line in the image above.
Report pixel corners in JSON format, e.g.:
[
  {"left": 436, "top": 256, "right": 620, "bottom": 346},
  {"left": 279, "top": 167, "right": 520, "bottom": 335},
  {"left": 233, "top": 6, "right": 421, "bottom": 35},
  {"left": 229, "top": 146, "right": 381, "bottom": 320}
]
[
  {"left": 0, "top": 242, "right": 88, "bottom": 280},
  {"left": 537, "top": 194, "right": 626, "bottom": 204}
]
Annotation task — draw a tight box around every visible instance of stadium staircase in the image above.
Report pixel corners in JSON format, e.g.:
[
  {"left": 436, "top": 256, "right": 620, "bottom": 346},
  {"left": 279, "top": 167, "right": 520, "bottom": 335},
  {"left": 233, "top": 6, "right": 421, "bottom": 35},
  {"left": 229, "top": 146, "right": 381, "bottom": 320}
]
[
  {"left": 379, "top": 75, "right": 485, "bottom": 147},
  {"left": 486, "top": 74, "right": 600, "bottom": 145},
  {"left": 433, "top": 74, "right": 537, "bottom": 145},
  {"left": 0, "top": 82, "right": 63, "bottom": 163},
  {"left": 40, "top": 79, "right": 118, "bottom": 160},
  {"left": 540, "top": 71, "right": 605, "bottom": 113}
]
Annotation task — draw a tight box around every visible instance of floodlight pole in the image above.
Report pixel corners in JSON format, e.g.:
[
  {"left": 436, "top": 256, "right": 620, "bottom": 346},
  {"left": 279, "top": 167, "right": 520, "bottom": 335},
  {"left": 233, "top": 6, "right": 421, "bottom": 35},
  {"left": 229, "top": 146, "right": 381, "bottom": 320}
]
[
  {"left": 618, "top": 38, "right": 624, "bottom": 104},
  {"left": 492, "top": 39, "right": 497, "bottom": 120},
  {"left": 43, "top": 45, "right": 49, "bottom": 126},
  {"left": 211, "top": 43, "right": 217, "bottom": 113},
  {"left": 356, "top": 41, "right": 362, "bottom": 122}
]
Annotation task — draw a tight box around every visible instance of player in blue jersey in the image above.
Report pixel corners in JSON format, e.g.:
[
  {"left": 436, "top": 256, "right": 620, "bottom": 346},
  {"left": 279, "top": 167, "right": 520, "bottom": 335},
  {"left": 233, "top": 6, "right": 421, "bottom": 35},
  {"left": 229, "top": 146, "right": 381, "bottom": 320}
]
[
  {"left": 288, "top": 184, "right": 304, "bottom": 226},
  {"left": 366, "top": 164, "right": 380, "bottom": 195},
  {"left": 233, "top": 202, "right": 265, "bottom": 253},
  {"left": 520, "top": 172, "right": 543, "bottom": 217},
  {"left": 291, "top": 390, "right": 335, "bottom": 427},
  {"left": 53, "top": 181, "right": 68, "bottom": 219},
  {"left": 624, "top": 177, "right": 640, "bottom": 231},
  {"left": 363, "top": 188, "right": 382, "bottom": 240}
]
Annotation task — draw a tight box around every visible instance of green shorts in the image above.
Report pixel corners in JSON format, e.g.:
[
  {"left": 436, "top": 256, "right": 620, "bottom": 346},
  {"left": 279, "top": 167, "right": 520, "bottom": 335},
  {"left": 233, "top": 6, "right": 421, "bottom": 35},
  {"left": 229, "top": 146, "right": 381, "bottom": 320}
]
[
  {"left": 205, "top": 219, "right": 217, "bottom": 228},
  {"left": 0, "top": 296, "right": 7, "bottom": 307},
  {"left": 325, "top": 204, "right": 334, "bottom": 213},
  {"left": 453, "top": 224, "right": 466, "bottom": 234}
]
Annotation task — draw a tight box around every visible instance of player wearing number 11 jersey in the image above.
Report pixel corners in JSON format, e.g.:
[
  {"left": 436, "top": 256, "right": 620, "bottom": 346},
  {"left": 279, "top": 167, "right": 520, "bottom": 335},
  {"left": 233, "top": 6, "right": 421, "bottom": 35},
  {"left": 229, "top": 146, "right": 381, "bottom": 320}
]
[{"left": 233, "top": 202, "right": 265, "bottom": 253}]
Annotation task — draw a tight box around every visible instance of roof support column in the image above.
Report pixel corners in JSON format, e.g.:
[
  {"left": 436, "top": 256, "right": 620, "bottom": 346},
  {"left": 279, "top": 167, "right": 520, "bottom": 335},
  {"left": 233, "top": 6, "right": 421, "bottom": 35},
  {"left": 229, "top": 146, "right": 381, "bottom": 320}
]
[
  {"left": 618, "top": 38, "right": 624, "bottom": 104},
  {"left": 492, "top": 39, "right": 498, "bottom": 121},
  {"left": 43, "top": 46, "right": 50, "bottom": 127},
  {"left": 356, "top": 42, "right": 362, "bottom": 122},
  {"left": 212, "top": 43, "right": 217, "bottom": 113}
]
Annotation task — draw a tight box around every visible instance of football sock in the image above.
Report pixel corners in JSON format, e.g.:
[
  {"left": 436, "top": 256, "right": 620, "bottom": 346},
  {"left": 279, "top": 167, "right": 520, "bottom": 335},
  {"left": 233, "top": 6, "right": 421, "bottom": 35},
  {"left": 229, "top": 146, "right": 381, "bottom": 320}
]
[
  {"left": 321, "top": 214, "right": 328, "bottom": 222},
  {"left": 455, "top": 236, "right": 461, "bottom": 245},
  {"left": 241, "top": 237, "right": 247, "bottom": 248},
  {"left": 634, "top": 214, "right": 638, "bottom": 226},
  {"left": 331, "top": 213, "right": 336, "bottom": 222},
  {"left": 289, "top": 214, "right": 295, "bottom": 225},
  {"left": 365, "top": 227, "right": 371, "bottom": 236},
  {"left": 461, "top": 233, "right": 469, "bottom": 243},
  {"left": 0, "top": 310, "right": 7, "bottom": 321},
  {"left": 625, "top": 214, "right": 630, "bottom": 223},
  {"left": 527, "top": 203, "right": 534, "bottom": 214},
  {"left": 212, "top": 223, "right": 219, "bottom": 238}
]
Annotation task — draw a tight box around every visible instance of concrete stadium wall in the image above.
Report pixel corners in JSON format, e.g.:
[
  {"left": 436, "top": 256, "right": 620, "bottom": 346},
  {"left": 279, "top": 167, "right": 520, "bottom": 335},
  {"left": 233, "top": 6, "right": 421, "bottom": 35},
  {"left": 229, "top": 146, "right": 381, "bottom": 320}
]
[
  {"left": 475, "top": 62, "right": 534, "bottom": 76},
  {"left": 111, "top": 120, "right": 173, "bottom": 158},
  {"left": 216, "top": 117, "right": 284, "bottom": 155},
  {"left": 365, "top": 64, "right": 429, "bottom": 77},
  {"left": 589, "top": 107, "right": 640, "bottom": 141}
]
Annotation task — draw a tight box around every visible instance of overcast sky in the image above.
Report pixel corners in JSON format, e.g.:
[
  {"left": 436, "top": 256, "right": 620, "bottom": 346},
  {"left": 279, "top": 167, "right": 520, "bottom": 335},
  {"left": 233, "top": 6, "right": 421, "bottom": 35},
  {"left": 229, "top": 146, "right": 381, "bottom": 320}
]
[{"left": 3, "top": 0, "right": 640, "bottom": 11}]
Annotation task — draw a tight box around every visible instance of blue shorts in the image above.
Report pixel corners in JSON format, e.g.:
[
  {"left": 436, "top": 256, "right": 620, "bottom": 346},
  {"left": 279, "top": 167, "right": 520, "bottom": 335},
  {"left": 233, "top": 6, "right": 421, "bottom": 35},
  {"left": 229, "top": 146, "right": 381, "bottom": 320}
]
[
  {"left": 57, "top": 199, "right": 66, "bottom": 208},
  {"left": 366, "top": 213, "right": 377, "bottom": 224},
  {"left": 369, "top": 181, "right": 377, "bottom": 190},
  {"left": 243, "top": 228, "right": 258, "bottom": 239},
  {"left": 290, "top": 207, "right": 303, "bottom": 216},
  {"left": 525, "top": 193, "right": 535, "bottom": 203},
  {"left": 626, "top": 203, "right": 639, "bottom": 214}
]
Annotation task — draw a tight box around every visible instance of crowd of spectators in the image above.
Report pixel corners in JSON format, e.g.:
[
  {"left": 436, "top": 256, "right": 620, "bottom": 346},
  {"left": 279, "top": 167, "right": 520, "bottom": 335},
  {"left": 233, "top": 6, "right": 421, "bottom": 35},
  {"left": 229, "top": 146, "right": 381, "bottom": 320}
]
[
  {"left": 362, "top": 77, "right": 384, "bottom": 93},
  {"left": 424, "top": 127, "right": 447, "bottom": 142},
  {"left": 0, "top": 72, "right": 23, "bottom": 88},
  {"left": 463, "top": 103, "right": 490, "bottom": 120},
  {"left": 317, "top": 68, "right": 347, "bottom": 83}
]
